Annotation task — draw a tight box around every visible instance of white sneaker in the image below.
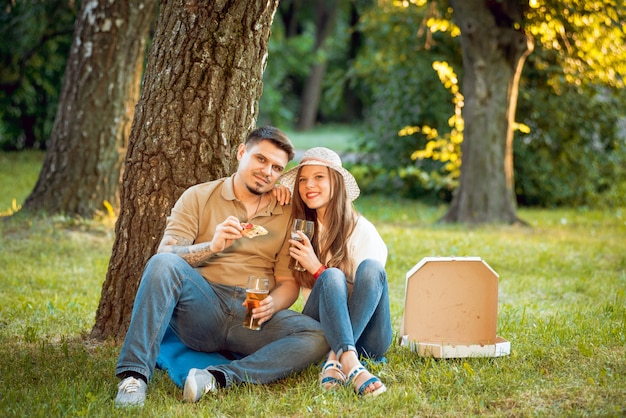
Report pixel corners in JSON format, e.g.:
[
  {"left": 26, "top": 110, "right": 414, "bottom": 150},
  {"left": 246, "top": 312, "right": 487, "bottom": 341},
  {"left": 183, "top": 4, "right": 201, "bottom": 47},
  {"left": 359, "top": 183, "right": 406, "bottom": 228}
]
[
  {"left": 183, "top": 368, "right": 217, "bottom": 402},
  {"left": 115, "top": 376, "right": 147, "bottom": 408}
]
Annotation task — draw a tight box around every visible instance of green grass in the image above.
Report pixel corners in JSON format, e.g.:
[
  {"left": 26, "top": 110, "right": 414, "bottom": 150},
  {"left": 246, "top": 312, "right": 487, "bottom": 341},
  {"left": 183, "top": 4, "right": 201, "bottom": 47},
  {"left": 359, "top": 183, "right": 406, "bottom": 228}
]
[
  {"left": 1, "top": 151, "right": 625, "bottom": 417},
  {"left": 0, "top": 150, "right": 45, "bottom": 215},
  {"left": 285, "top": 124, "right": 358, "bottom": 152}
]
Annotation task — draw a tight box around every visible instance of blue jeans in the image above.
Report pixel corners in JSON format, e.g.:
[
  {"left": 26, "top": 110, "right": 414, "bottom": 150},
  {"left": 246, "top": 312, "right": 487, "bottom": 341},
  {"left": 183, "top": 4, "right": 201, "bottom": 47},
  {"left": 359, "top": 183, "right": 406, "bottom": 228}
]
[
  {"left": 302, "top": 259, "right": 392, "bottom": 360},
  {"left": 116, "top": 253, "right": 329, "bottom": 387}
]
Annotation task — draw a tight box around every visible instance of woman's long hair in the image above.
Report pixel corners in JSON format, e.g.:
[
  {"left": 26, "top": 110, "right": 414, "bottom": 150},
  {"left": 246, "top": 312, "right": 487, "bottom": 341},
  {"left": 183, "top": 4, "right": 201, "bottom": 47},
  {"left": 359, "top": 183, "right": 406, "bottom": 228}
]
[{"left": 292, "top": 166, "right": 358, "bottom": 289}]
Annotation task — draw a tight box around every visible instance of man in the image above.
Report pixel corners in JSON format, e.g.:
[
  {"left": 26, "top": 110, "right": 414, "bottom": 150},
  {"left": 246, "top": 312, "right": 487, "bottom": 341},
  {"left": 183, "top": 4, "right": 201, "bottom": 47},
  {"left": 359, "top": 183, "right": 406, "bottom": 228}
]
[{"left": 114, "top": 126, "right": 329, "bottom": 407}]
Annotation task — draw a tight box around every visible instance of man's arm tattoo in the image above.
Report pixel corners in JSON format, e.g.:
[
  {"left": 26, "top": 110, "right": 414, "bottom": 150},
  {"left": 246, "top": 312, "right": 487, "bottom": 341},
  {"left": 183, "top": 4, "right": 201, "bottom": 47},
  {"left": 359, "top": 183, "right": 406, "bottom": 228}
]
[{"left": 159, "top": 234, "right": 215, "bottom": 267}]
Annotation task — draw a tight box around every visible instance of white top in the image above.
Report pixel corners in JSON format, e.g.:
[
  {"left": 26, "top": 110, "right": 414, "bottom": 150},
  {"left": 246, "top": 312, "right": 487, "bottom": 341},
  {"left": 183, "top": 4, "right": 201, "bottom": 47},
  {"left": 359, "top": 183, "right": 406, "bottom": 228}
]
[
  {"left": 342, "top": 215, "right": 387, "bottom": 277},
  {"left": 318, "top": 215, "right": 388, "bottom": 279},
  {"left": 301, "top": 216, "right": 387, "bottom": 301}
]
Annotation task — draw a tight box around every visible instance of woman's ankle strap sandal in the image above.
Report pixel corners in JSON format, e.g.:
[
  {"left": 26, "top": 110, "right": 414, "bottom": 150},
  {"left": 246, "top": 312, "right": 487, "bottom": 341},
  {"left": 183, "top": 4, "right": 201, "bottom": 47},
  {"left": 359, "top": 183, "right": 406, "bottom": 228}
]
[
  {"left": 346, "top": 365, "right": 387, "bottom": 397},
  {"left": 319, "top": 360, "right": 346, "bottom": 390}
]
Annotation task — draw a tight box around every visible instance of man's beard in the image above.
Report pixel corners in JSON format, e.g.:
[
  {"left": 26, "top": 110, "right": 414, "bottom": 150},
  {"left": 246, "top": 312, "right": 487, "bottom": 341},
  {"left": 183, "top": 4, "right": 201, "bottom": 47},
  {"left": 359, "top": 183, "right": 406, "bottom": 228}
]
[
  {"left": 246, "top": 183, "right": 264, "bottom": 196},
  {"left": 247, "top": 172, "right": 271, "bottom": 196}
]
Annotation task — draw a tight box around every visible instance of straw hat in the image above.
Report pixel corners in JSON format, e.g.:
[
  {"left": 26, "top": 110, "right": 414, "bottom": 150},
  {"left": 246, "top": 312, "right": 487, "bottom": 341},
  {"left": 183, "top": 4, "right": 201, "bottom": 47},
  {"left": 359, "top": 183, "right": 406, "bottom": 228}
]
[{"left": 280, "top": 147, "right": 360, "bottom": 201}]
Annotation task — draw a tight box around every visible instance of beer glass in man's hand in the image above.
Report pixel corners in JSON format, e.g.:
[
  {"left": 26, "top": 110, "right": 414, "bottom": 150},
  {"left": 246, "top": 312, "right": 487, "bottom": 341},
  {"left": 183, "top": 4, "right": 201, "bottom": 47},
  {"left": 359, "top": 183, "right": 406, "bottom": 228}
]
[
  {"left": 243, "top": 276, "right": 269, "bottom": 330},
  {"left": 288, "top": 219, "right": 314, "bottom": 271}
]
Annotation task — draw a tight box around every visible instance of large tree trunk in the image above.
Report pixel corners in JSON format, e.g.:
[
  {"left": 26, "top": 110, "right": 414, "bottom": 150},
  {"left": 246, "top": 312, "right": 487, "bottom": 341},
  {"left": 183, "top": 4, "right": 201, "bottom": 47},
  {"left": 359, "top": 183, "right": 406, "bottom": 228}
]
[
  {"left": 442, "top": 0, "right": 532, "bottom": 224},
  {"left": 22, "top": 0, "right": 158, "bottom": 217},
  {"left": 91, "top": 0, "right": 279, "bottom": 341}
]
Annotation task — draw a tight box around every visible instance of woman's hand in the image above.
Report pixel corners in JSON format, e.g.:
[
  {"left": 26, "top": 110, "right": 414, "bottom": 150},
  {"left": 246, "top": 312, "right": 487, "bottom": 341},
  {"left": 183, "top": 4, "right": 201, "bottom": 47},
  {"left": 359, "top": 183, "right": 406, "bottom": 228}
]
[
  {"left": 289, "top": 231, "right": 321, "bottom": 273},
  {"left": 273, "top": 184, "right": 292, "bottom": 205}
]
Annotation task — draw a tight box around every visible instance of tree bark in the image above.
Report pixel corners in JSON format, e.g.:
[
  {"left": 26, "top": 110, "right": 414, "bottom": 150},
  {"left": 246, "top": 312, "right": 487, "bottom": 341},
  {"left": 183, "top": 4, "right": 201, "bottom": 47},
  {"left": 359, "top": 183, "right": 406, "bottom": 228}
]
[
  {"left": 442, "top": 0, "right": 532, "bottom": 224},
  {"left": 22, "top": 0, "right": 158, "bottom": 217},
  {"left": 91, "top": 0, "right": 279, "bottom": 341}
]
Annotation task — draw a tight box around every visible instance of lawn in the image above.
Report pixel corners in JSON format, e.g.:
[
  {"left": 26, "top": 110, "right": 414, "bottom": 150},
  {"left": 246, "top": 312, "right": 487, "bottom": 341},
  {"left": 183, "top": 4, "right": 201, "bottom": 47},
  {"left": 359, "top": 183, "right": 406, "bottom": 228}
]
[
  {"left": 1, "top": 150, "right": 625, "bottom": 417},
  {"left": 285, "top": 124, "right": 358, "bottom": 152}
]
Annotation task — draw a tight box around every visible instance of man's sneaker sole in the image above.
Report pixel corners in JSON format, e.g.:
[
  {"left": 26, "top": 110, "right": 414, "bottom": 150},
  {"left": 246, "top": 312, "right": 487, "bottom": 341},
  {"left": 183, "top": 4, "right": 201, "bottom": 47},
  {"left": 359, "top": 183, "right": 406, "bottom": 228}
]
[{"left": 183, "top": 368, "right": 216, "bottom": 403}]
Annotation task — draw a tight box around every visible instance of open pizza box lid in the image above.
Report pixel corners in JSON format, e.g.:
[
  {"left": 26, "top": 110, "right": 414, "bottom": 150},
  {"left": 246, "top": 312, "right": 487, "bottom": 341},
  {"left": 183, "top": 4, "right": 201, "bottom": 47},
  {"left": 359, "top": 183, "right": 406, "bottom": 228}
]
[{"left": 399, "top": 257, "right": 510, "bottom": 358}]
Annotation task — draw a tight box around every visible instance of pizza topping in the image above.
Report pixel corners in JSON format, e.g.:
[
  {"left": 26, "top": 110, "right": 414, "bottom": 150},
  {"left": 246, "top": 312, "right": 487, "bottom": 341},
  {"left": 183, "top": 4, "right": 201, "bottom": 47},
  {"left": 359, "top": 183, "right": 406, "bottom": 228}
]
[{"left": 240, "top": 223, "right": 268, "bottom": 238}]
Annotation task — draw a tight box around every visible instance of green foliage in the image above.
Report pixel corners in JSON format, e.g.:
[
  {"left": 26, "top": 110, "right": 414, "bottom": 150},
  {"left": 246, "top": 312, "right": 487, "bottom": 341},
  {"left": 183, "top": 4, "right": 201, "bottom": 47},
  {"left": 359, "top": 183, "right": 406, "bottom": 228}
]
[
  {"left": 349, "top": 0, "right": 626, "bottom": 207},
  {"left": 1, "top": 155, "right": 625, "bottom": 416},
  {"left": 315, "top": 7, "right": 362, "bottom": 123},
  {"left": 515, "top": 46, "right": 626, "bottom": 207},
  {"left": 350, "top": 1, "right": 462, "bottom": 199},
  {"left": 259, "top": 1, "right": 357, "bottom": 128},
  {"left": 526, "top": 0, "right": 626, "bottom": 89},
  {"left": 0, "top": 0, "right": 78, "bottom": 150},
  {"left": 515, "top": 0, "right": 626, "bottom": 207},
  {"left": 3, "top": 0, "right": 625, "bottom": 209},
  {"left": 402, "top": 61, "right": 464, "bottom": 193},
  {"left": 258, "top": 17, "right": 316, "bottom": 128}
]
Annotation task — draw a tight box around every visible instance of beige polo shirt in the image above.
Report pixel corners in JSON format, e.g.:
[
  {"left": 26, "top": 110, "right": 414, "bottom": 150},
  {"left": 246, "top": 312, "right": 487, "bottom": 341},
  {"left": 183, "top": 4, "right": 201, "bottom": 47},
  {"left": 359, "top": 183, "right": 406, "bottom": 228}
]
[{"left": 163, "top": 174, "right": 293, "bottom": 289}]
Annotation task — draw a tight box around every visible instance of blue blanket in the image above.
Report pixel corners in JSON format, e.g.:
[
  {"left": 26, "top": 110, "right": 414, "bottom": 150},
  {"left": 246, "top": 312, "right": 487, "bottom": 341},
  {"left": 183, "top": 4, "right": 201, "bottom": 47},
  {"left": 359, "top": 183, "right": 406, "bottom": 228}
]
[
  {"left": 156, "top": 326, "right": 242, "bottom": 388},
  {"left": 156, "top": 327, "right": 387, "bottom": 388}
]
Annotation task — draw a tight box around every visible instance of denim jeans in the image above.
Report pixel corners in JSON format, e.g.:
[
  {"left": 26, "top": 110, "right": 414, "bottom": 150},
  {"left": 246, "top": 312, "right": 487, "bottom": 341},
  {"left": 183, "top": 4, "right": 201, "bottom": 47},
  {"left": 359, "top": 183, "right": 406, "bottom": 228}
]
[
  {"left": 302, "top": 259, "right": 392, "bottom": 360},
  {"left": 116, "top": 253, "right": 329, "bottom": 387}
]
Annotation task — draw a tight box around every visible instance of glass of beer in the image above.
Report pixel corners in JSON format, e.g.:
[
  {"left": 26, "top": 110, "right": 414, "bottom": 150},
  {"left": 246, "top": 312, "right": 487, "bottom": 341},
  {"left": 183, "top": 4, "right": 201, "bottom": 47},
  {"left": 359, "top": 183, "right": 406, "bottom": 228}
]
[
  {"left": 288, "top": 219, "right": 315, "bottom": 271},
  {"left": 243, "top": 275, "right": 270, "bottom": 330}
]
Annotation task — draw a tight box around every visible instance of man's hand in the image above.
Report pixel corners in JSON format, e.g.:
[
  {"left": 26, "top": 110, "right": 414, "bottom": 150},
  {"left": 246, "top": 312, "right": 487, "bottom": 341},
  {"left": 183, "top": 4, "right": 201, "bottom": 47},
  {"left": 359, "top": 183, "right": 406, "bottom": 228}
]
[
  {"left": 209, "top": 215, "right": 245, "bottom": 252},
  {"left": 243, "top": 294, "right": 276, "bottom": 326},
  {"left": 158, "top": 215, "right": 244, "bottom": 266}
]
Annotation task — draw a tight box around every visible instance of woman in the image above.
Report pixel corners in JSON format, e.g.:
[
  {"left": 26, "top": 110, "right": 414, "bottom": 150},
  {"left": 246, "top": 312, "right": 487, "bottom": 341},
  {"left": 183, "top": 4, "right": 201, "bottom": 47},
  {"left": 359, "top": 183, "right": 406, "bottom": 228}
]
[{"left": 280, "top": 147, "right": 392, "bottom": 397}]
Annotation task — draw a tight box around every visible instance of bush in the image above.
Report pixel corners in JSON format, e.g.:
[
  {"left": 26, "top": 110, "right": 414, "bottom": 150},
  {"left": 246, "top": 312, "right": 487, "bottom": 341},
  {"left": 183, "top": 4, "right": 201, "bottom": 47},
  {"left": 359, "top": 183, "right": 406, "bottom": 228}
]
[
  {"left": 0, "top": 1, "right": 77, "bottom": 150},
  {"left": 515, "top": 64, "right": 626, "bottom": 207}
]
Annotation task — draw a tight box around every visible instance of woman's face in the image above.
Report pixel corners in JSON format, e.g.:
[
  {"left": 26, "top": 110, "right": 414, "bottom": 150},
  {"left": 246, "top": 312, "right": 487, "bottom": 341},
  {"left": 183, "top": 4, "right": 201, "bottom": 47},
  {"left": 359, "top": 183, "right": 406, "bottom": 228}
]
[{"left": 297, "top": 165, "right": 332, "bottom": 214}]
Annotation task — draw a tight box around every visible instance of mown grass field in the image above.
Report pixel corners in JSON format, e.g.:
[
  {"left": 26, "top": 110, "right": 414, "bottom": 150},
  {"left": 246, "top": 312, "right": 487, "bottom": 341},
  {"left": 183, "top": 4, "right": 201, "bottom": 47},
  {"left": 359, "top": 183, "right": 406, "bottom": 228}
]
[{"left": 1, "top": 150, "right": 625, "bottom": 417}]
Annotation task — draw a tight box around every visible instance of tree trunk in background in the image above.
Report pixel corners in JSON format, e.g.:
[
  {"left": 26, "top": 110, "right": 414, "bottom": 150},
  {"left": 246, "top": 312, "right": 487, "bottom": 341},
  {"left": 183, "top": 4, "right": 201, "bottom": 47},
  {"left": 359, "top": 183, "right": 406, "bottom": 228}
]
[
  {"left": 298, "top": 61, "right": 328, "bottom": 130},
  {"left": 296, "top": 0, "right": 339, "bottom": 131},
  {"left": 91, "top": 0, "right": 279, "bottom": 341},
  {"left": 22, "top": 0, "right": 158, "bottom": 217},
  {"left": 341, "top": 2, "right": 364, "bottom": 123},
  {"left": 442, "top": 0, "right": 532, "bottom": 224}
]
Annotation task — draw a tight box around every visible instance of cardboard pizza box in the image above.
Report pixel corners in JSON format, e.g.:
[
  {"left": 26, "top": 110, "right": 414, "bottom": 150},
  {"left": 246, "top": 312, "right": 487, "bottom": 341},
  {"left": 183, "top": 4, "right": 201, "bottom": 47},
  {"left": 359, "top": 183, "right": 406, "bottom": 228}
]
[{"left": 399, "top": 257, "right": 510, "bottom": 358}]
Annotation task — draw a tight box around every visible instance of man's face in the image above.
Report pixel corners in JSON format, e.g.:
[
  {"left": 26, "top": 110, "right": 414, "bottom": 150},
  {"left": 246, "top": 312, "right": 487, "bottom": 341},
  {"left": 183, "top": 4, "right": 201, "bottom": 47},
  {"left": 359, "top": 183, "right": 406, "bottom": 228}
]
[{"left": 237, "top": 140, "right": 289, "bottom": 196}]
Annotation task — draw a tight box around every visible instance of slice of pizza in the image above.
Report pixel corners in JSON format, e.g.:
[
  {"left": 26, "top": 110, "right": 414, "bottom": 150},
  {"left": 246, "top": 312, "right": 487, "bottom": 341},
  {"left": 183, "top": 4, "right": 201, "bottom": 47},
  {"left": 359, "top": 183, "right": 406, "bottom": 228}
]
[{"left": 241, "top": 222, "right": 269, "bottom": 239}]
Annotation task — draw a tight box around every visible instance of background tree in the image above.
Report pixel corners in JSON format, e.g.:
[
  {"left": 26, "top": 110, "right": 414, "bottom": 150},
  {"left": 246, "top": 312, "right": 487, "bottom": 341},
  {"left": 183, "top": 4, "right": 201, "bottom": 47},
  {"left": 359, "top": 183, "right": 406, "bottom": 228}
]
[
  {"left": 258, "top": 0, "right": 362, "bottom": 128},
  {"left": 21, "top": 0, "right": 158, "bottom": 218},
  {"left": 442, "top": 0, "right": 625, "bottom": 221},
  {"left": 295, "top": 0, "right": 340, "bottom": 130},
  {"left": 91, "top": 0, "right": 280, "bottom": 341},
  {"left": 4, "top": 0, "right": 624, "bottom": 218},
  {"left": 352, "top": 0, "right": 625, "bottom": 215},
  {"left": 441, "top": 0, "right": 532, "bottom": 224}
]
